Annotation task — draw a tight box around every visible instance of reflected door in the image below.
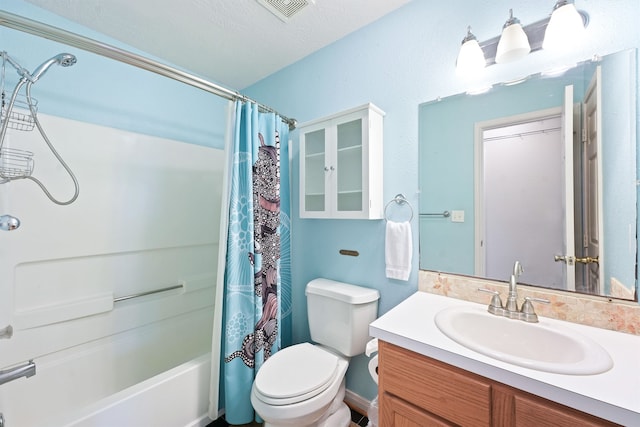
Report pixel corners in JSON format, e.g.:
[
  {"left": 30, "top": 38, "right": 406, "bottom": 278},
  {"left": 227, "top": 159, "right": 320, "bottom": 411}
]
[
  {"left": 476, "top": 91, "right": 577, "bottom": 291},
  {"left": 560, "top": 85, "right": 577, "bottom": 291},
  {"left": 478, "top": 111, "right": 565, "bottom": 286},
  {"left": 581, "top": 67, "right": 603, "bottom": 294}
]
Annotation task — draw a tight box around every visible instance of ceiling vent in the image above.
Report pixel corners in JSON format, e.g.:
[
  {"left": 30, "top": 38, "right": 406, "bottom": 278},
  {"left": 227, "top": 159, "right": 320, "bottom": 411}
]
[{"left": 257, "top": 0, "right": 313, "bottom": 22}]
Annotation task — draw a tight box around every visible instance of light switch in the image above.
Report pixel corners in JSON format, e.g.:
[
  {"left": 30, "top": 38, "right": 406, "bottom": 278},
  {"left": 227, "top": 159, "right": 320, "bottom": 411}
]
[{"left": 451, "top": 210, "right": 465, "bottom": 223}]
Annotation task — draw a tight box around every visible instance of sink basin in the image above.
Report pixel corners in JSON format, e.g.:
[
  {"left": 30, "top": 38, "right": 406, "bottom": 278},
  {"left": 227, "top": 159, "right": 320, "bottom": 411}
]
[{"left": 435, "top": 306, "right": 613, "bottom": 375}]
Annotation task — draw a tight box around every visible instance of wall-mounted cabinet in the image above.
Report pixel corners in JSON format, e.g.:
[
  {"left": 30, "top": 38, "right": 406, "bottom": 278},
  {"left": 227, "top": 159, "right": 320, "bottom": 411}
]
[{"left": 299, "top": 103, "right": 384, "bottom": 219}]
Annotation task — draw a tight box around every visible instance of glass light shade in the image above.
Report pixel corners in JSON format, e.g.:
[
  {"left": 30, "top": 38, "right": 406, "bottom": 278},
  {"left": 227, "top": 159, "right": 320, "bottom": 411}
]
[
  {"left": 456, "top": 38, "right": 486, "bottom": 76},
  {"left": 543, "top": 2, "right": 586, "bottom": 51},
  {"left": 495, "top": 22, "right": 531, "bottom": 63}
]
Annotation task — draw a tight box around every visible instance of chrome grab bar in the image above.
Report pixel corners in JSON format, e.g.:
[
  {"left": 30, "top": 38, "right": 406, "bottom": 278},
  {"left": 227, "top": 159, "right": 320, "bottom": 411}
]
[
  {"left": 114, "top": 283, "right": 184, "bottom": 303},
  {"left": 419, "top": 211, "right": 451, "bottom": 218},
  {"left": 0, "top": 360, "right": 36, "bottom": 386}
]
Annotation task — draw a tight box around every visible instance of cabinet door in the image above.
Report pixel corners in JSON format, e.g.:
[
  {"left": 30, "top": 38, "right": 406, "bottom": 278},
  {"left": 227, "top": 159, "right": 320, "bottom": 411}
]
[
  {"left": 379, "top": 341, "right": 492, "bottom": 427},
  {"left": 512, "top": 392, "right": 619, "bottom": 427},
  {"left": 298, "top": 103, "right": 383, "bottom": 219},
  {"left": 300, "top": 126, "right": 329, "bottom": 216},
  {"left": 334, "top": 114, "right": 365, "bottom": 215},
  {"left": 381, "top": 392, "right": 456, "bottom": 427},
  {"left": 492, "top": 383, "right": 619, "bottom": 427}
]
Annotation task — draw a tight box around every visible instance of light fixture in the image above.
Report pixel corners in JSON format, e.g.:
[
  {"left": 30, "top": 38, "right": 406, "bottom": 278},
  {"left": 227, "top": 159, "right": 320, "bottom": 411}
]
[
  {"left": 456, "top": 26, "right": 486, "bottom": 77},
  {"left": 542, "top": 0, "right": 586, "bottom": 51},
  {"left": 455, "top": 2, "right": 589, "bottom": 72},
  {"left": 495, "top": 9, "right": 531, "bottom": 64}
]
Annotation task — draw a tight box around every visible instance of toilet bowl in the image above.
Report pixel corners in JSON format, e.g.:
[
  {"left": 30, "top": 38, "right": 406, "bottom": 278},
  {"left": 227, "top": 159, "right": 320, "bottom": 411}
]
[
  {"left": 250, "top": 343, "right": 349, "bottom": 427},
  {"left": 250, "top": 279, "right": 380, "bottom": 427}
]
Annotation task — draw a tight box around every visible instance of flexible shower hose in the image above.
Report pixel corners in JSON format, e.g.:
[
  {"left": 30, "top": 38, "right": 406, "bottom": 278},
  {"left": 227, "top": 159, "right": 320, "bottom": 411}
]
[{"left": 0, "top": 77, "right": 79, "bottom": 205}]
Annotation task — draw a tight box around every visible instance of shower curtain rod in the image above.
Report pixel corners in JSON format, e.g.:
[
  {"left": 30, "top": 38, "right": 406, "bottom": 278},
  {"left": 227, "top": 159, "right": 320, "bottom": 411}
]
[{"left": 0, "top": 10, "right": 297, "bottom": 130}]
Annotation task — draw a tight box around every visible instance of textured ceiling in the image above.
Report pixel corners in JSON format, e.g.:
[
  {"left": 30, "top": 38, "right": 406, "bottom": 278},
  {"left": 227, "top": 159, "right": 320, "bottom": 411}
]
[{"left": 23, "top": 0, "right": 412, "bottom": 89}]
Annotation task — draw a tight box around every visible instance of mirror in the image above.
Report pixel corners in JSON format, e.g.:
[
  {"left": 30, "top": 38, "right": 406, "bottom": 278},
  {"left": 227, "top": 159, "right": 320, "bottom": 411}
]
[{"left": 418, "top": 48, "right": 637, "bottom": 300}]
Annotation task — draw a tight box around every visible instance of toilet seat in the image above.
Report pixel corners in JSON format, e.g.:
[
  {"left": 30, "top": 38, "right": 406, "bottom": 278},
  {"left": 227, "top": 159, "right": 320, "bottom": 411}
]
[{"left": 253, "top": 343, "right": 341, "bottom": 406}]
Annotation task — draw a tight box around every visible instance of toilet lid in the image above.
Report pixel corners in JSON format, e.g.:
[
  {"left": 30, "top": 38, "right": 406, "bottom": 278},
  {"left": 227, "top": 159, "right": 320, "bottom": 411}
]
[{"left": 254, "top": 343, "right": 340, "bottom": 404}]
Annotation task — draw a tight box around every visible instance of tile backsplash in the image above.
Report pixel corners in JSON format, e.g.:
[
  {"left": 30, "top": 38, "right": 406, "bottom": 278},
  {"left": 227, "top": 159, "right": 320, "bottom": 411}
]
[{"left": 419, "top": 270, "right": 640, "bottom": 335}]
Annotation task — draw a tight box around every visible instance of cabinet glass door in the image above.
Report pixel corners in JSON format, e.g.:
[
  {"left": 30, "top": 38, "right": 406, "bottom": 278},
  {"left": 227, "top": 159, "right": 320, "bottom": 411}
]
[
  {"left": 336, "top": 118, "right": 363, "bottom": 212},
  {"left": 303, "top": 128, "right": 326, "bottom": 212}
]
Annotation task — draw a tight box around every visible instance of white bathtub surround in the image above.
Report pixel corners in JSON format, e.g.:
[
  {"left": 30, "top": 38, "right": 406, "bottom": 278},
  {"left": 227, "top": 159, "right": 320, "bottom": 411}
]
[
  {"left": 370, "top": 292, "right": 640, "bottom": 426},
  {"left": 419, "top": 270, "right": 640, "bottom": 335},
  {"left": 0, "top": 114, "right": 224, "bottom": 426}
]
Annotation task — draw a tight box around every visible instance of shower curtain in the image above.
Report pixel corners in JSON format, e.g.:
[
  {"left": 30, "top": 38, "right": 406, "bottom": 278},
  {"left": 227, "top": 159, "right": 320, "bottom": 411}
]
[{"left": 221, "top": 101, "right": 291, "bottom": 424}]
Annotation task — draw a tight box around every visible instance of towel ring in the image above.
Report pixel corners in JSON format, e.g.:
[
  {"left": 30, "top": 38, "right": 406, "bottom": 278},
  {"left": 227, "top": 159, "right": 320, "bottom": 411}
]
[{"left": 384, "top": 193, "right": 413, "bottom": 222}]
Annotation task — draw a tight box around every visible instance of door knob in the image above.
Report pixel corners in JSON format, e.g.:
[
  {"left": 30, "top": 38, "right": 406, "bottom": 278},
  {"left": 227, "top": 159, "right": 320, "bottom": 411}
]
[
  {"left": 554, "top": 255, "right": 575, "bottom": 265},
  {"left": 575, "top": 256, "right": 599, "bottom": 264}
]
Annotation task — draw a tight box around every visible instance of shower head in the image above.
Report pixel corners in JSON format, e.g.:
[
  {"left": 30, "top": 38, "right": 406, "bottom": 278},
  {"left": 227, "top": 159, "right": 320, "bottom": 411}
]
[{"left": 28, "top": 53, "right": 77, "bottom": 83}]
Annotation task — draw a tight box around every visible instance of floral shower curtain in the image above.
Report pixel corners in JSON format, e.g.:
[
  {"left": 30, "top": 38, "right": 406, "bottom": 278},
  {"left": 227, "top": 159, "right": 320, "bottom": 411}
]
[{"left": 222, "top": 101, "right": 291, "bottom": 424}]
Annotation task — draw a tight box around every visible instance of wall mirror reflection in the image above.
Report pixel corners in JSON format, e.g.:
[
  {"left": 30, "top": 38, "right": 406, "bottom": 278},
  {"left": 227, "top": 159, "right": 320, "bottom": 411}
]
[{"left": 418, "top": 48, "right": 637, "bottom": 301}]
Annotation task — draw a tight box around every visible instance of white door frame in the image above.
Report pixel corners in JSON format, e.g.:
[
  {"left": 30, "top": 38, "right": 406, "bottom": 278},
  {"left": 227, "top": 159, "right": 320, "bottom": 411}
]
[{"left": 474, "top": 106, "right": 574, "bottom": 288}]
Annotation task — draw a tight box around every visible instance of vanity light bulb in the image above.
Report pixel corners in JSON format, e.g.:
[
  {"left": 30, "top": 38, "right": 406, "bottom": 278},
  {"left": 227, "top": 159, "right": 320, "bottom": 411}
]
[
  {"left": 495, "top": 10, "right": 531, "bottom": 64},
  {"left": 543, "top": 2, "right": 586, "bottom": 51},
  {"left": 456, "top": 27, "right": 486, "bottom": 77}
]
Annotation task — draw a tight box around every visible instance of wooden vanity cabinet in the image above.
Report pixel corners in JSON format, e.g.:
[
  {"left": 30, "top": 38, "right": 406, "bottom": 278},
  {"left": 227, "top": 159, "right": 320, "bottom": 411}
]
[{"left": 378, "top": 341, "right": 620, "bottom": 427}]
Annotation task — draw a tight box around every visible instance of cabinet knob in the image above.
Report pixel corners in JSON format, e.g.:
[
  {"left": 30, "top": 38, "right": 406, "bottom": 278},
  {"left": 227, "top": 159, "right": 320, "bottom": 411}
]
[{"left": 324, "top": 166, "right": 335, "bottom": 172}]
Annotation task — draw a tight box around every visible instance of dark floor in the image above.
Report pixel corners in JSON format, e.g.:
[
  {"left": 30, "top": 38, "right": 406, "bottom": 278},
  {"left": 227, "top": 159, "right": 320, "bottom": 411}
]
[
  {"left": 207, "top": 406, "right": 369, "bottom": 427},
  {"left": 205, "top": 418, "right": 228, "bottom": 427},
  {"left": 350, "top": 406, "right": 370, "bottom": 427}
]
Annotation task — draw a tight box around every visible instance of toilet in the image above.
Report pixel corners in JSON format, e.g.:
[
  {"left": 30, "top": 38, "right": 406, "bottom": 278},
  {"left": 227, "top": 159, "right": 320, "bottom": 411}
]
[{"left": 250, "top": 278, "right": 380, "bottom": 427}]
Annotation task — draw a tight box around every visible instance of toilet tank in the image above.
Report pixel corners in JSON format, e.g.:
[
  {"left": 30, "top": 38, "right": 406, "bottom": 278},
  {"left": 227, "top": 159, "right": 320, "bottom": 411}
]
[{"left": 305, "top": 278, "right": 380, "bottom": 357}]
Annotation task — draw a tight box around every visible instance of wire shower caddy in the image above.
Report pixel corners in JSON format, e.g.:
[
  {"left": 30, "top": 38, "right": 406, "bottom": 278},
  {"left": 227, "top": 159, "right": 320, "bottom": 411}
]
[
  {"left": 0, "top": 51, "right": 36, "bottom": 180},
  {"left": 0, "top": 50, "right": 79, "bottom": 206}
]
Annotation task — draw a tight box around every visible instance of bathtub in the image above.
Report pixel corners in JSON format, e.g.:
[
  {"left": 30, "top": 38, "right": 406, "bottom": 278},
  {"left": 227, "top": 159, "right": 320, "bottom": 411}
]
[{"left": 49, "top": 353, "right": 213, "bottom": 427}]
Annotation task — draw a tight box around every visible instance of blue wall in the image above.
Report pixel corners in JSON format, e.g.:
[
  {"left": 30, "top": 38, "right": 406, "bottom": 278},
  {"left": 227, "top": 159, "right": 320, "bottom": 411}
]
[
  {"left": 2, "top": 0, "right": 228, "bottom": 148},
  {"left": 245, "top": 0, "right": 640, "bottom": 400}
]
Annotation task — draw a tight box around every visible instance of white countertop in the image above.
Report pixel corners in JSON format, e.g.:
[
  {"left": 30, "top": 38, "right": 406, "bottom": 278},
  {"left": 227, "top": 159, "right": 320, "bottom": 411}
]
[{"left": 369, "top": 291, "right": 640, "bottom": 426}]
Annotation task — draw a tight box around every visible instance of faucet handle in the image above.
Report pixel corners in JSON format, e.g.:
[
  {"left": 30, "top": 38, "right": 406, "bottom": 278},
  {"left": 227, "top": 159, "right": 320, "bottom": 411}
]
[
  {"left": 523, "top": 296, "right": 550, "bottom": 306},
  {"left": 478, "top": 288, "right": 504, "bottom": 315},
  {"left": 520, "top": 296, "right": 550, "bottom": 322}
]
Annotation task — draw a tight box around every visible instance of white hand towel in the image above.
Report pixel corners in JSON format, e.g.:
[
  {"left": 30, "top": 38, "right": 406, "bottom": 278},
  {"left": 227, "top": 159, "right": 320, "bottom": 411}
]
[{"left": 385, "top": 220, "right": 412, "bottom": 281}]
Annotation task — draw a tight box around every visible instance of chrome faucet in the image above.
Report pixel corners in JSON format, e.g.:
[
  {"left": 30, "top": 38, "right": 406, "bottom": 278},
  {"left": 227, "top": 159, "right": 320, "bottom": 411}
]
[
  {"left": 478, "top": 261, "right": 549, "bottom": 323},
  {"left": 505, "top": 261, "right": 524, "bottom": 317},
  {"left": 0, "top": 360, "right": 36, "bottom": 386}
]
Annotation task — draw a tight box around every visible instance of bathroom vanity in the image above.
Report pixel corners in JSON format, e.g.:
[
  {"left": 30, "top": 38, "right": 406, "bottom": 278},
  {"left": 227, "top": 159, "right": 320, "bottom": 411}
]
[
  {"left": 369, "top": 292, "right": 640, "bottom": 426},
  {"left": 379, "top": 341, "right": 617, "bottom": 426}
]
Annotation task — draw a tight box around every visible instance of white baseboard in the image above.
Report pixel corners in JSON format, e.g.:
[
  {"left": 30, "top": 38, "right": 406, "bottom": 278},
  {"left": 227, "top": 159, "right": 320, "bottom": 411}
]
[{"left": 345, "top": 389, "right": 372, "bottom": 414}]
